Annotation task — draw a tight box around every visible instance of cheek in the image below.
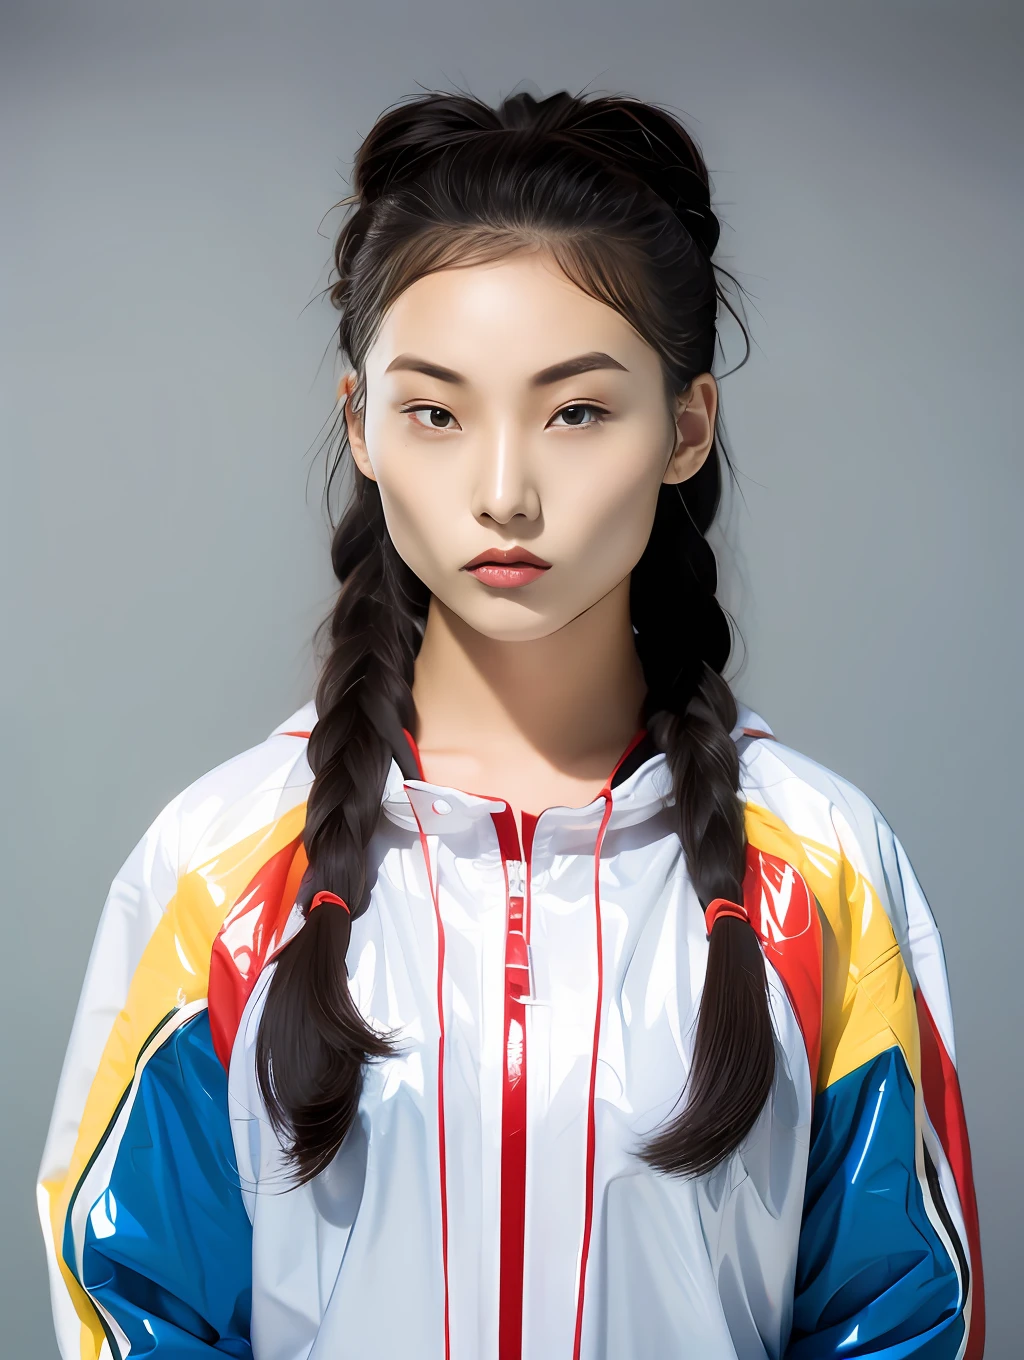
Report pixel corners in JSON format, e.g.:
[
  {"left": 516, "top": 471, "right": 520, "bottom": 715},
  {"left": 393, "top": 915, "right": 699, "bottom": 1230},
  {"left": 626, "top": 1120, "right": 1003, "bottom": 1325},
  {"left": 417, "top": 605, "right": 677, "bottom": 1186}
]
[
  {"left": 552, "top": 455, "right": 663, "bottom": 583},
  {"left": 376, "top": 478, "right": 438, "bottom": 577},
  {"left": 372, "top": 452, "right": 460, "bottom": 585}
]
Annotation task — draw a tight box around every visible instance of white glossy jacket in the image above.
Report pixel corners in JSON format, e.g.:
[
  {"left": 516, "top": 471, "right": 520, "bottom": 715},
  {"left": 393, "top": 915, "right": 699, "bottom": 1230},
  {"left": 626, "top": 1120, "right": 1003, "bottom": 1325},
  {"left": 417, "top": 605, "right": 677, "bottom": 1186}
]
[{"left": 39, "top": 699, "right": 982, "bottom": 1360}]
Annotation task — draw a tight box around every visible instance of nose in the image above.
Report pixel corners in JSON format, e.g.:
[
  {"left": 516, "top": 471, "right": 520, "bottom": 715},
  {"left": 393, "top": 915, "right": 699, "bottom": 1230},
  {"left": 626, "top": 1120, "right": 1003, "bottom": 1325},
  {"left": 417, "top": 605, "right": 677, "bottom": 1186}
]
[{"left": 470, "top": 420, "right": 541, "bottom": 525}]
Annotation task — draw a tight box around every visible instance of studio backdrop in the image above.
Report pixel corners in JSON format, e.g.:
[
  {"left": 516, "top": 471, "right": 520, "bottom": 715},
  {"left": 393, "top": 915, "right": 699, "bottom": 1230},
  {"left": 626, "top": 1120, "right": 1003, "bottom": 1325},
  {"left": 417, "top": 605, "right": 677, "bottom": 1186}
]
[{"left": 3, "top": 0, "right": 1021, "bottom": 1353}]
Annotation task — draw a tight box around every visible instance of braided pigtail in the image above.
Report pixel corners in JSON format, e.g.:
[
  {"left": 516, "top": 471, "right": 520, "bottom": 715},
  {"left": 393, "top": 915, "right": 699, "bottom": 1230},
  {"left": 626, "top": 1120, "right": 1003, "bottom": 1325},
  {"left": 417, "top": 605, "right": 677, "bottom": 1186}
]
[
  {"left": 632, "top": 475, "right": 775, "bottom": 1177},
  {"left": 255, "top": 476, "right": 429, "bottom": 1184},
  {"left": 259, "top": 86, "right": 769, "bottom": 1182}
]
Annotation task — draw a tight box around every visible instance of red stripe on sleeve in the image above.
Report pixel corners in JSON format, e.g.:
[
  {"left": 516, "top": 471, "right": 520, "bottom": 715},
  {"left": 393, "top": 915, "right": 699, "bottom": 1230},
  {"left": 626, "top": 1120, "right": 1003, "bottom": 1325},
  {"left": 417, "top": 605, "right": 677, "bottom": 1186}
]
[
  {"left": 915, "top": 988, "right": 985, "bottom": 1358},
  {"left": 743, "top": 846, "right": 823, "bottom": 1090},
  {"left": 208, "top": 836, "right": 307, "bottom": 1070}
]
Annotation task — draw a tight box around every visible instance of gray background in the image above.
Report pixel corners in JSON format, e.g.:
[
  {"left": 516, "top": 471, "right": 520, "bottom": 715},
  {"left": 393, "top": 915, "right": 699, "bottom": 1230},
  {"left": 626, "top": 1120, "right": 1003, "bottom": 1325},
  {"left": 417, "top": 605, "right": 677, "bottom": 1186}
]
[{"left": 3, "top": 0, "right": 1021, "bottom": 1352}]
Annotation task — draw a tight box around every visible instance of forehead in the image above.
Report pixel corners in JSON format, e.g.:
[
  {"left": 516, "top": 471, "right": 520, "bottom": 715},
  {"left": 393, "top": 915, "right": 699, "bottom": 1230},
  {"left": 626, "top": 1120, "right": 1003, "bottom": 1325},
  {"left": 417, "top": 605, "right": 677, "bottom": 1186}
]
[{"left": 366, "top": 248, "right": 654, "bottom": 382}]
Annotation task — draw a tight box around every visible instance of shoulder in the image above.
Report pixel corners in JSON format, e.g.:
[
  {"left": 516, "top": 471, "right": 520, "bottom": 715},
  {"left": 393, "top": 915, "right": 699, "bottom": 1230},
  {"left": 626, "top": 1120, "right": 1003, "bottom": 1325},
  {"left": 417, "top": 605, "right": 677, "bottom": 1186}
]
[
  {"left": 85, "top": 698, "right": 315, "bottom": 959},
  {"left": 94, "top": 698, "right": 316, "bottom": 1061},
  {"left": 733, "top": 701, "right": 903, "bottom": 918},
  {"left": 104, "top": 700, "right": 318, "bottom": 1077},
  {"left": 734, "top": 702, "right": 933, "bottom": 1092},
  {"left": 157, "top": 699, "right": 316, "bottom": 879}
]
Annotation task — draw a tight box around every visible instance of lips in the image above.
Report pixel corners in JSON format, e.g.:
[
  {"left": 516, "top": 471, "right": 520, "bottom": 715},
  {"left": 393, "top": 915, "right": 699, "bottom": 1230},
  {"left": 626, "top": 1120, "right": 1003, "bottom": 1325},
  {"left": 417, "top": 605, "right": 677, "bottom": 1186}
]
[
  {"left": 462, "top": 547, "right": 551, "bottom": 570},
  {"left": 461, "top": 546, "right": 552, "bottom": 589}
]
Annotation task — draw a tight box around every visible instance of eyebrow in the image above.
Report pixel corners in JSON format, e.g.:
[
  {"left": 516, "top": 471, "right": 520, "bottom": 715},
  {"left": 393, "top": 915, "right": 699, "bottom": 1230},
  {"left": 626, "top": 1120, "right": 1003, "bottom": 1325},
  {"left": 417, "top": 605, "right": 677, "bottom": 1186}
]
[{"left": 383, "top": 350, "right": 629, "bottom": 387}]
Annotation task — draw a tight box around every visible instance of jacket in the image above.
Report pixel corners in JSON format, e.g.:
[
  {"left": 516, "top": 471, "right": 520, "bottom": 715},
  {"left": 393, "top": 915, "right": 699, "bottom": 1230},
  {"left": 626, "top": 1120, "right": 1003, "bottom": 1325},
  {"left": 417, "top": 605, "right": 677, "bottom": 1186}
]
[{"left": 37, "top": 698, "right": 984, "bottom": 1359}]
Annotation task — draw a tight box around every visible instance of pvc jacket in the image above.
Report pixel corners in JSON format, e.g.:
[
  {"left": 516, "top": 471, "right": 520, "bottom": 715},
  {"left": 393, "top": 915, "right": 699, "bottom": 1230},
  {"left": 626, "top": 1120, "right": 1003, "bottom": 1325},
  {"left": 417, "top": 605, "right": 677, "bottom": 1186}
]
[{"left": 38, "top": 698, "right": 985, "bottom": 1360}]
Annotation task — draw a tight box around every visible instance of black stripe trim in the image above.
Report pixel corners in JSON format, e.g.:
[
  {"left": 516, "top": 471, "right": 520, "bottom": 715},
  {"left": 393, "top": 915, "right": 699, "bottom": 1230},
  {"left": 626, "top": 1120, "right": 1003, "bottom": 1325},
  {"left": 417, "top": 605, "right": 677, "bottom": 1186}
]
[{"left": 922, "top": 1136, "right": 970, "bottom": 1307}]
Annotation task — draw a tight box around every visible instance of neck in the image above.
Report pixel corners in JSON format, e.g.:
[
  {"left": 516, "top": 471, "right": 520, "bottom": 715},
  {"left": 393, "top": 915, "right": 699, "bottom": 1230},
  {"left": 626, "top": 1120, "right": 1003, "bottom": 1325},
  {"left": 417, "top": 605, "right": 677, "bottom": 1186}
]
[{"left": 410, "top": 576, "right": 648, "bottom": 779}]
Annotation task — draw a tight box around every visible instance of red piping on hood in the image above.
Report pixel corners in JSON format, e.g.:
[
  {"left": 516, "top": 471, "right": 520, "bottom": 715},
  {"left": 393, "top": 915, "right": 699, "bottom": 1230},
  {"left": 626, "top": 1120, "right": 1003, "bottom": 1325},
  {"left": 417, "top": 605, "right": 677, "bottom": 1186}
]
[
  {"left": 571, "top": 786, "right": 615, "bottom": 1360},
  {"left": 405, "top": 806, "right": 452, "bottom": 1360}
]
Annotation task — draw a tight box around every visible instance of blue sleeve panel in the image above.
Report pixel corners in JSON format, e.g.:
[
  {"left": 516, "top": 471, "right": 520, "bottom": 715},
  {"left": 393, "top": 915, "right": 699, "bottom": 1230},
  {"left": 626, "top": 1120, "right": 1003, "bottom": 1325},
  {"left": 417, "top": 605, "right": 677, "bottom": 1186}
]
[
  {"left": 786, "top": 1046, "right": 965, "bottom": 1359},
  {"left": 77, "top": 1009, "right": 253, "bottom": 1358}
]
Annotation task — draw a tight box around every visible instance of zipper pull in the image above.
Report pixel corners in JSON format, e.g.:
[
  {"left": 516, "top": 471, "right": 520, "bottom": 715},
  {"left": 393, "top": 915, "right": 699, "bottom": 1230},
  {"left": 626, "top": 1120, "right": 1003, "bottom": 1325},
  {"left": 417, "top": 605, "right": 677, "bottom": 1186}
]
[
  {"left": 504, "top": 858, "right": 549, "bottom": 1006},
  {"left": 519, "top": 944, "right": 550, "bottom": 1007},
  {"left": 506, "top": 858, "right": 525, "bottom": 897}
]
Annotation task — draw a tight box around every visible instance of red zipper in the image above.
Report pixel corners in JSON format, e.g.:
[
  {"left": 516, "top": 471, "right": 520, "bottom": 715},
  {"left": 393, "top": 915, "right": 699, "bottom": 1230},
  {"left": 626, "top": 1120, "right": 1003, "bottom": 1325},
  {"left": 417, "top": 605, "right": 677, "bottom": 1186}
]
[{"left": 491, "top": 804, "right": 539, "bottom": 1360}]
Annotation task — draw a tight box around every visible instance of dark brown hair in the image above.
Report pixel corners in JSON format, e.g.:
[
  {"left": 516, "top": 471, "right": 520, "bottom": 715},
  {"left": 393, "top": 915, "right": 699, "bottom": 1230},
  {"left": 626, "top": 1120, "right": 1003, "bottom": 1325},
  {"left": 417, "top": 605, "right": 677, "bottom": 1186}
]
[{"left": 256, "top": 87, "right": 774, "bottom": 1184}]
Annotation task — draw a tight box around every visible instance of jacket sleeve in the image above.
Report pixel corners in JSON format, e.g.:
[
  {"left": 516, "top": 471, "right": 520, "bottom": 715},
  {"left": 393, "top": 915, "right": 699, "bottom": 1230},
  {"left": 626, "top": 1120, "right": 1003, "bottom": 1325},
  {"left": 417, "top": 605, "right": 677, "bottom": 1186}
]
[
  {"left": 785, "top": 796, "right": 984, "bottom": 1359},
  {"left": 37, "top": 797, "right": 254, "bottom": 1360}
]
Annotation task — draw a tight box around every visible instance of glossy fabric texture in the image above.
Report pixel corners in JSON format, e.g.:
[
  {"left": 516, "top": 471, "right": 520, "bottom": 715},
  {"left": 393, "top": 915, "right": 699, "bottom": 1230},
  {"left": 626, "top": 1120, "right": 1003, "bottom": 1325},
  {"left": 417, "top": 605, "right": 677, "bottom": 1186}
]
[
  {"left": 789, "top": 1046, "right": 963, "bottom": 1357},
  {"left": 38, "top": 700, "right": 983, "bottom": 1360},
  {"left": 74, "top": 1010, "right": 252, "bottom": 1356}
]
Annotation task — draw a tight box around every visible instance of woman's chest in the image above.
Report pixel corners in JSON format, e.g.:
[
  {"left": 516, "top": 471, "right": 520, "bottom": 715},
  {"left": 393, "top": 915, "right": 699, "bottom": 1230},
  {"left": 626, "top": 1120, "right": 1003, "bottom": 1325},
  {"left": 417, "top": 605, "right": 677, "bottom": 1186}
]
[{"left": 349, "top": 813, "right": 711, "bottom": 1124}]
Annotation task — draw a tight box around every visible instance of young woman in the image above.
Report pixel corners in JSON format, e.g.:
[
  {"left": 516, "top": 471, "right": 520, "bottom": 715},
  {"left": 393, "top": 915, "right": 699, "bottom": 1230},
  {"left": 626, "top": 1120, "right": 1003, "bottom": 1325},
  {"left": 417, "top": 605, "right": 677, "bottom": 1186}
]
[{"left": 38, "top": 89, "right": 984, "bottom": 1360}]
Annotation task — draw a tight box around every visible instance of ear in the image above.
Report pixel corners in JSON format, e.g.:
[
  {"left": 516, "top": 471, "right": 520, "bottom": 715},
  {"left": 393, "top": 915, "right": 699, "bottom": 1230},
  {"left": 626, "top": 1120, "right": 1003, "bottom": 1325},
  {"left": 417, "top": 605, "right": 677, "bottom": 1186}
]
[
  {"left": 339, "top": 372, "right": 377, "bottom": 483},
  {"left": 663, "top": 372, "right": 718, "bottom": 485}
]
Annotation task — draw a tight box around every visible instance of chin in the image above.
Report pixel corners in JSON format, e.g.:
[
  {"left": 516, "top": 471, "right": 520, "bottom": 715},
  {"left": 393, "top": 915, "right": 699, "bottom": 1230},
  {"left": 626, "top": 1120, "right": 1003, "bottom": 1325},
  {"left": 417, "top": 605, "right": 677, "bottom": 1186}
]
[{"left": 445, "top": 595, "right": 578, "bottom": 644}]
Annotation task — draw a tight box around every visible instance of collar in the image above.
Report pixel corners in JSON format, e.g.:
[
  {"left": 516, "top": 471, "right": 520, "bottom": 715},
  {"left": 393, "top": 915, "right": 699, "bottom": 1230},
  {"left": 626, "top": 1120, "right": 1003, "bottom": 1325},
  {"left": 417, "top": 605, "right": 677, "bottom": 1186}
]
[
  {"left": 378, "top": 741, "right": 678, "bottom": 837},
  {"left": 274, "top": 698, "right": 773, "bottom": 837}
]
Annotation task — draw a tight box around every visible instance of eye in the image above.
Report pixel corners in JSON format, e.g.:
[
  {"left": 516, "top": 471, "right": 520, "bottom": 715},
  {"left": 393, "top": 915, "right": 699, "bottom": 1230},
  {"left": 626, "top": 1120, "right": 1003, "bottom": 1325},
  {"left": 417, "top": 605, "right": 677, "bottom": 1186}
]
[
  {"left": 403, "top": 404, "right": 461, "bottom": 431},
  {"left": 548, "top": 403, "right": 609, "bottom": 429}
]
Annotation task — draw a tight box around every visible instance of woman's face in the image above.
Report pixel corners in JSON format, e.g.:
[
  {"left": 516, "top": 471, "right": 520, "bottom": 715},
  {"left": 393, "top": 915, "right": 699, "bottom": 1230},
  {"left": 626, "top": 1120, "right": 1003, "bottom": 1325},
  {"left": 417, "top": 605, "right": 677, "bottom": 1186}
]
[{"left": 346, "top": 247, "right": 717, "bottom": 642}]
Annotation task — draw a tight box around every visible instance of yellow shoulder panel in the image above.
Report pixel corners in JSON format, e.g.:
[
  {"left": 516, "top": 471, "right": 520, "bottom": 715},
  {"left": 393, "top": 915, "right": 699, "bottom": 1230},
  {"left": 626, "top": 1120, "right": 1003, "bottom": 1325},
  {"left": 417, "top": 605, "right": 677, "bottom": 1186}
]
[{"left": 744, "top": 800, "right": 920, "bottom": 1096}]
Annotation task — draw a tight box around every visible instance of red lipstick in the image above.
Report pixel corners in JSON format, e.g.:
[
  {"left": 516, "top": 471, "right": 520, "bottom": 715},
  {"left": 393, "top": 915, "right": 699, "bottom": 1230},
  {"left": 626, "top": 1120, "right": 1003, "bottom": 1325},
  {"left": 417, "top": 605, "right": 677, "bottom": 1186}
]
[{"left": 461, "top": 546, "right": 552, "bottom": 589}]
